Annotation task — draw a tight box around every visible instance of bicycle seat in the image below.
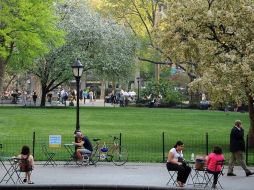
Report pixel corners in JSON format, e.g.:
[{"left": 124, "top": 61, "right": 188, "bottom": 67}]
[
  {"left": 93, "top": 138, "right": 101, "bottom": 141},
  {"left": 101, "top": 147, "right": 108, "bottom": 152}
]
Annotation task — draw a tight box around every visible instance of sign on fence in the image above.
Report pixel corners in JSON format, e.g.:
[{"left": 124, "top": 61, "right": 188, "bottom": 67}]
[{"left": 49, "top": 135, "right": 61, "bottom": 148}]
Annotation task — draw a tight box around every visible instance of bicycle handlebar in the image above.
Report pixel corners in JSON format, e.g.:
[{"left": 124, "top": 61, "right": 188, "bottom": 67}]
[{"left": 109, "top": 135, "right": 119, "bottom": 141}]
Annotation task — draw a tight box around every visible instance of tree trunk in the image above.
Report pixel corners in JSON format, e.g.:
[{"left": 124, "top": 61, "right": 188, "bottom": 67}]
[
  {"left": 0, "top": 58, "right": 7, "bottom": 96},
  {"left": 100, "top": 80, "right": 105, "bottom": 99},
  {"left": 247, "top": 95, "right": 254, "bottom": 148},
  {"left": 40, "top": 84, "right": 48, "bottom": 107}
]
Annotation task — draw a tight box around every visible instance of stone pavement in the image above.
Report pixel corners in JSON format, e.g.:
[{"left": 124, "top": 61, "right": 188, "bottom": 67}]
[
  {"left": 1, "top": 162, "right": 254, "bottom": 189},
  {"left": 0, "top": 98, "right": 119, "bottom": 107}
]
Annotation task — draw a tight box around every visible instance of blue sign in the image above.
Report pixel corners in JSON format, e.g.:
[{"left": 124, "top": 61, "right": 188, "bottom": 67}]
[{"left": 49, "top": 135, "right": 61, "bottom": 147}]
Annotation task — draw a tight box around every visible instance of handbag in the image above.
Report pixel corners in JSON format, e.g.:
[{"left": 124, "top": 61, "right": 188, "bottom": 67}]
[{"left": 178, "top": 157, "right": 187, "bottom": 166}]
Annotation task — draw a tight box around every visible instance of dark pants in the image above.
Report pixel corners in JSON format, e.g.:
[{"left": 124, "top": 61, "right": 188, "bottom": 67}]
[
  {"left": 166, "top": 162, "right": 191, "bottom": 184},
  {"left": 207, "top": 169, "right": 220, "bottom": 185}
]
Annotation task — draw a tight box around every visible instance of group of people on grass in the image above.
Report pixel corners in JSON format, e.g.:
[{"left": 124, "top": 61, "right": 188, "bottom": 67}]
[{"left": 166, "top": 119, "right": 254, "bottom": 188}]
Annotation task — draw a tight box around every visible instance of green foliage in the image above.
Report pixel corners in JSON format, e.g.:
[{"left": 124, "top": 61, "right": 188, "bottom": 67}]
[
  {"left": 141, "top": 79, "right": 181, "bottom": 104},
  {"left": 160, "top": 0, "right": 254, "bottom": 104},
  {"left": 58, "top": 0, "right": 137, "bottom": 82},
  {"left": 0, "top": 0, "right": 65, "bottom": 95},
  {"left": 0, "top": 0, "right": 65, "bottom": 64},
  {"left": 94, "top": 0, "right": 169, "bottom": 81}
]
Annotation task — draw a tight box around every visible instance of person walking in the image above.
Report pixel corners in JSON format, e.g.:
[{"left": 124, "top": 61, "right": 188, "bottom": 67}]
[
  {"left": 32, "top": 91, "right": 37, "bottom": 106},
  {"left": 227, "top": 120, "right": 254, "bottom": 176},
  {"left": 22, "top": 91, "right": 27, "bottom": 106}
]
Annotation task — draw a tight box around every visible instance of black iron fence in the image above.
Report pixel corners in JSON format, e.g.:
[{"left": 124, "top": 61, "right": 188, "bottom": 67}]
[{"left": 0, "top": 132, "right": 253, "bottom": 165}]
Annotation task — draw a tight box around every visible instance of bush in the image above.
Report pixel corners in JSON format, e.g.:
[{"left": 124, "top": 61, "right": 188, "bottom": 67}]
[{"left": 141, "top": 80, "right": 181, "bottom": 105}]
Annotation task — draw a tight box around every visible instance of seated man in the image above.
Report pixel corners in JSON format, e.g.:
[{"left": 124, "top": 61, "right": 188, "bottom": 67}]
[{"left": 73, "top": 132, "right": 93, "bottom": 161}]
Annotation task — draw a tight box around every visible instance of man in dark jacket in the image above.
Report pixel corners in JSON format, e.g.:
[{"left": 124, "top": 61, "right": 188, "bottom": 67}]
[{"left": 227, "top": 120, "right": 254, "bottom": 176}]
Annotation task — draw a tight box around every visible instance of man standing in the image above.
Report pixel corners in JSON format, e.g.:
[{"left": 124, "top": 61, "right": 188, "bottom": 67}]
[{"left": 227, "top": 120, "right": 254, "bottom": 176}]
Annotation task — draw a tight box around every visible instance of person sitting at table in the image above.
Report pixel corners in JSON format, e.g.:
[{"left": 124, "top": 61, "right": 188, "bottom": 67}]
[
  {"left": 206, "top": 146, "right": 224, "bottom": 189},
  {"left": 166, "top": 140, "right": 191, "bottom": 187},
  {"left": 18, "top": 145, "right": 34, "bottom": 184},
  {"left": 73, "top": 132, "right": 93, "bottom": 161}
]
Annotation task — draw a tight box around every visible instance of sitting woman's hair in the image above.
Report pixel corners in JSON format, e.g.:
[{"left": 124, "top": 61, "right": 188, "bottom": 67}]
[
  {"left": 213, "top": 146, "right": 222, "bottom": 155},
  {"left": 21, "top": 145, "right": 30, "bottom": 155},
  {"left": 174, "top": 140, "right": 184, "bottom": 148}
]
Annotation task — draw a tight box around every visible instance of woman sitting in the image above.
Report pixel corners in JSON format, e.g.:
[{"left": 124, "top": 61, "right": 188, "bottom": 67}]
[
  {"left": 166, "top": 140, "right": 191, "bottom": 187},
  {"left": 18, "top": 145, "right": 34, "bottom": 184},
  {"left": 206, "top": 146, "right": 224, "bottom": 189}
]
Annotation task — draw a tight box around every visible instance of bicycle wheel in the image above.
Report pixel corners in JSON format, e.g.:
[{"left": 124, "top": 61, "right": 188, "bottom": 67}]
[
  {"left": 91, "top": 147, "right": 100, "bottom": 164},
  {"left": 112, "top": 146, "right": 128, "bottom": 166}
]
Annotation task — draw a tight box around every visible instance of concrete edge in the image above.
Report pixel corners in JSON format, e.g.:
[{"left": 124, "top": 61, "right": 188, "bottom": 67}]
[{"left": 0, "top": 184, "right": 196, "bottom": 190}]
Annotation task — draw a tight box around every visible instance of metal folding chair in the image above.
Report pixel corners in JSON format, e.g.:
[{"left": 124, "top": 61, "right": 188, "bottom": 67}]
[
  {"left": 64, "top": 144, "right": 95, "bottom": 167},
  {"left": 204, "top": 160, "right": 224, "bottom": 189},
  {"left": 191, "top": 158, "right": 207, "bottom": 187},
  {"left": 15, "top": 157, "right": 33, "bottom": 184},
  {"left": 166, "top": 169, "right": 178, "bottom": 186},
  {"left": 41, "top": 143, "right": 57, "bottom": 167}
]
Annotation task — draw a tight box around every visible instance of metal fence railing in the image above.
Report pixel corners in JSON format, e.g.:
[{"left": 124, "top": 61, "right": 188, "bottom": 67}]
[{"left": 0, "top": 132, "right": 253, "bottom": 165}]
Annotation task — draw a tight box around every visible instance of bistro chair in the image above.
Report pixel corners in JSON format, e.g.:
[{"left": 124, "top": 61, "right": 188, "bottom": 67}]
[
  {"left": 41, "top": 143, "right": 57, "bottom": 167},
  {"left": 15, "top": 157, "right": 33, "bottom": 184},
  {"left": 204, "top": 160, "right": 224, "bottom": 189},
  {"left": 191, "top": 158, "right": 206, "bottom": 187},
  {"left": 166, "top": 169, "right": 178, "bottom": 186}
]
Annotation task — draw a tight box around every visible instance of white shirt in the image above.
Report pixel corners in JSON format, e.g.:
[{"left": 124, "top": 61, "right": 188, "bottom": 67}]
[{"left": 169, "top": 147, "right": 183, "bottom": 161}]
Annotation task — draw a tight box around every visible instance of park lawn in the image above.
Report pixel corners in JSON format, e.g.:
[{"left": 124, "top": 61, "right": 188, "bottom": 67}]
[{"left": 0, "top": 106, "right": 250, "bottom": 162}]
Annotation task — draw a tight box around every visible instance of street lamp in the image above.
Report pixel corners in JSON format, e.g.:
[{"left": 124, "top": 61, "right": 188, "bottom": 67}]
[
  {"left": 136, "top": 77, "right": 140, "bottom": 102},
  {"left": 71, "top": 58, "right": 84, "bottom": 133}
]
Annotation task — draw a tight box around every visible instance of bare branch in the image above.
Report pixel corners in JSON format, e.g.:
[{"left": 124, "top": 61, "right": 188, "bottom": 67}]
[{"left": 138, "top": 57, "right": 172, "bottom": 65}]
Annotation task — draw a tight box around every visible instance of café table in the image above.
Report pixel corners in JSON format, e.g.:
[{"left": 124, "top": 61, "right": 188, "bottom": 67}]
[
  {"left": 0, "top": 156, "right": 21, "bottom": 184},
  {"left": 64, "top": 144, "right": 76, "bottom": 166}
]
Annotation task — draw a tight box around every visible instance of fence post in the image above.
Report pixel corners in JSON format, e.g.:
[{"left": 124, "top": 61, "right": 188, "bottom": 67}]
[
  {"left": 162, "top": 132, "right": 165, "bottom": 162},
  {"left": 32, "top": 131, "right": 35, "bottom": 159},
  {"left": 246, "top": 135, "right": 249, "bottom": 165},
  {"left": 205, "top": 132, "right": 208, "bottom": 155},
  {"left": 119, "top": 132, "right": 122, "bottom": 147}
]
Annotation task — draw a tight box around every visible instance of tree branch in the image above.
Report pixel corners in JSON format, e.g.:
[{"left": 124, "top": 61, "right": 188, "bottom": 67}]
[
  {"left": 138, "top": 57, "right": 171, "bottom": 65},
  {"left": 131, "top": 0, "right": 154, "bottom": 46},
  {"left": 207, "top": 0, "right": 215, "bottom": 10}
]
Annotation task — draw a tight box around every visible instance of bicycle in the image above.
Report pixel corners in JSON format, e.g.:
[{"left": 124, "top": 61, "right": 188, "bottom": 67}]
[{"left": 91, "top": 136, "right": 128, "bottom": 166}]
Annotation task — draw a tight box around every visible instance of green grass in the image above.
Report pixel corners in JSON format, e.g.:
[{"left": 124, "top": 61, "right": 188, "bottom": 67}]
[{"left": 0, "top": 106, "right": 252, "bottom": 163}]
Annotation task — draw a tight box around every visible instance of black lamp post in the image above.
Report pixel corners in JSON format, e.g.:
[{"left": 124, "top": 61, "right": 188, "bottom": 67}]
[
  {"left": 71, "top": 59, "right": 84, "bottom": 133},
  {"left": 136, "top": 77, "right": 140, "bottom": 102}
]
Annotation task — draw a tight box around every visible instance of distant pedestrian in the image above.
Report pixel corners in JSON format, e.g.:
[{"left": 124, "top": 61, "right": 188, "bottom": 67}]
[
  {"left": 89, "top": 90, "right": 93, "bottom": 103},
  {"left": 22, "top": 91, "right": 27, "bottom": 106},
  {"left": 47, "top": 93, "right": 52, "bottom": 104},
  {"left": 83, "top": 89, "right": 88, "bottom": 104},
  {"left": 32, "top": 91, "right": 37, "bottom": 106},
  {"left": 79, "top": 89, "right": 83, "bottom": 101},
  {"left": 227, "top": 120, "right": 254, "bottom": 177}
]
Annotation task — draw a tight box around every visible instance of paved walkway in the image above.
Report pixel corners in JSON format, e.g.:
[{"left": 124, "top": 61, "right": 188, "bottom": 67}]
[
  {"left": 1, "top": 162, "right": 254, "bottom": 189},
  {"left": 0, "top": 98, "right": 120, "bottom": 107}
]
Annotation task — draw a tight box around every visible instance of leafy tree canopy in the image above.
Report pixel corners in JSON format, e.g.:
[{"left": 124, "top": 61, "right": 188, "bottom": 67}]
[
  {"left": 0, "top": 0, "right": 65, "bottom": 64},
  {"left": 160, "top": 0, "right": 254, "bottom": 105},
  {"left": 58, "top": 0, "right": 137, "bottom": 81},
  {"left": 0, "top": 0, "right": 65, "bottom": 95}
]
